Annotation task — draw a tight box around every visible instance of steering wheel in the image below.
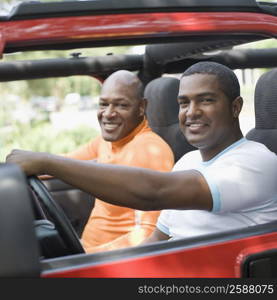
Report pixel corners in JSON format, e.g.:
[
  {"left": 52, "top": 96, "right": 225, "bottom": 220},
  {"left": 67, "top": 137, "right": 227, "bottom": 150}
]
[{"left": 28, "top": 176, "right": 85, "bottom": 255}]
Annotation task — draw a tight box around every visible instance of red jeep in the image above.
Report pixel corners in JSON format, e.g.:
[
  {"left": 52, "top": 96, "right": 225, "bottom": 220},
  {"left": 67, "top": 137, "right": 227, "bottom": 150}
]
[{"left": 0, "top": 0, "right": 276, "bottom": 279}]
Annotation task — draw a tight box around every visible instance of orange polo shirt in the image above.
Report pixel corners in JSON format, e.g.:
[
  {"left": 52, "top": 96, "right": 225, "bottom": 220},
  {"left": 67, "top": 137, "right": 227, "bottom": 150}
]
[{"left": 66, "top": 119, "right": 174, "bottom": 253}]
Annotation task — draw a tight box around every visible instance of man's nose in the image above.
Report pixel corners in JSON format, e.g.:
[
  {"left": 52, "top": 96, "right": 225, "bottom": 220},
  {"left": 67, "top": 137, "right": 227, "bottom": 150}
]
[
  {"left": 185, "top": 102, "right": 200, "bottom": 118},
  {"left": 103, "top": 104, "right": 116, "bottom": 117}
]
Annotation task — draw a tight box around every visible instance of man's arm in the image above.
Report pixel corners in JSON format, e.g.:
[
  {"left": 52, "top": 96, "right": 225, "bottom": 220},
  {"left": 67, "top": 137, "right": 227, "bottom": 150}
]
[
  {"left": 38, "top": 138, "right": 99, "bottom": 181},
  {"left": 89, "top": 210, "right": 164, "bottom": 253},
  {"left": 84, "top": 224, "right": 168, "bottom": 253},
  {"left": 142, "top": 227, "right": 170, "bottom": 244},
  {"left": 6, "top": 149, "right": 213, "bottom": 211}
]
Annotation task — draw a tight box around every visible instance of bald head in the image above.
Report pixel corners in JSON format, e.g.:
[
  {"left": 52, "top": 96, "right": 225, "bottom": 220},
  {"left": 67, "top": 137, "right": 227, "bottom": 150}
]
[
  {"left": 101, "top": 70, "right": 144, "bottom": 101},
  {"left": 98, "top": 70, "right": 146, "bottom": 142}
]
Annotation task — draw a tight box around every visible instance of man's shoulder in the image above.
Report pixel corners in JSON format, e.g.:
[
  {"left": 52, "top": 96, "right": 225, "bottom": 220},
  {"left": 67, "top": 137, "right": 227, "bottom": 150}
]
[
  {"left": 86, "top": 135, "right": 103, "bottom": 147},
  {"left": 128, "top": 130, "right": 174, "bottom": 162},
  {"left": 215, "top": 139, "right": 277, "bottom": 170},
  {"left": 175, "top": 149, "right": 200, "bottom": 162},
  {"left": 233, "top": 139, "right": 276, "bottom": 158},
  {"left": 133, "top": 129, "right": 171, "bottom": 147}
]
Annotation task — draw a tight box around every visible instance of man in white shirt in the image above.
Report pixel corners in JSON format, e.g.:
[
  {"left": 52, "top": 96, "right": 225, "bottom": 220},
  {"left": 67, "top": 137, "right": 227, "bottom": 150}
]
[
  {"left": 7, "top": 62, "right": 277, "bottom": 243},
  {"left": 157, "top": 138, "right": 277, "bottom": 240}
]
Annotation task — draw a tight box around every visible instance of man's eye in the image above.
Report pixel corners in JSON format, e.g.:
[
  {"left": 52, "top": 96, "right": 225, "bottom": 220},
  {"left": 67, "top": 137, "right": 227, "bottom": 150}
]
[
  {"left": 118, "top": 103, "right": 128, "bottom": 108},
  {"left": 179, "top": 101, "right": 189, "bottom": 107},
  {"left": 202, "top": 98, "right": 214, "bottom": 103},
  {"left": 99, "top": 102, "right": 108, "bottom": 107}
]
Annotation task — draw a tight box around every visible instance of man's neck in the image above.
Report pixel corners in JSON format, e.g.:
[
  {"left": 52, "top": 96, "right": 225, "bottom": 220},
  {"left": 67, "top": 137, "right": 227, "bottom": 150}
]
[{"left": 200, "top": 131, "right": 243, "bottom": 162}]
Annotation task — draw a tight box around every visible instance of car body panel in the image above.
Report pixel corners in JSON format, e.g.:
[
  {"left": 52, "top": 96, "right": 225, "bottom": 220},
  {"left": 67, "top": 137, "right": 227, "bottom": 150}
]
[
  {"left": 0, "top": 12, "right": 277, "bottom": 55},
  {"left": 41, "top": 223, "right": 277, "bottom": 278}
]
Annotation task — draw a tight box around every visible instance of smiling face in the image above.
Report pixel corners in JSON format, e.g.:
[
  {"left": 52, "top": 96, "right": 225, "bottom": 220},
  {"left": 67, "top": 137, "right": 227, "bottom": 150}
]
[
  {"left": 178, "top": 73, "right": 243, "bottom": 160},
  {"left": 97, "top": 71, "right": 145, "bottom": 142}
]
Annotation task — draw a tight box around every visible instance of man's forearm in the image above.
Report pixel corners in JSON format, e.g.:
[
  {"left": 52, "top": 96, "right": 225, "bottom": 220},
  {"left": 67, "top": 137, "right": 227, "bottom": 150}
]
[
  {"left": 6, "top": 149, "right": 212, "bottom": 211},
  {"left": 42, "top": 154, "right": 166, "bottom": 211}
]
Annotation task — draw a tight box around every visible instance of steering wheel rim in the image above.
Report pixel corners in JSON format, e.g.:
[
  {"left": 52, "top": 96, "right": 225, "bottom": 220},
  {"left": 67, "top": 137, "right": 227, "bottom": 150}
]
[{"left": 28, "top": 176, "right": 85, "bottom": 255}]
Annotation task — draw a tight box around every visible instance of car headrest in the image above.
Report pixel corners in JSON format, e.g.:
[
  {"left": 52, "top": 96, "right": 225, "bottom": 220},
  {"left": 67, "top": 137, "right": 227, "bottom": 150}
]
[
  {"left": 254, "top": 68, "right": 277, "bottom": 129},
  {"left": 145, "top": 77, "right": 180, "bottom": 127},
  {"left": 246, "top": 68, "right": 277, "bottom": 154},
  {"left": 145, "top": 77, "right": 195, "bottom": 162}
]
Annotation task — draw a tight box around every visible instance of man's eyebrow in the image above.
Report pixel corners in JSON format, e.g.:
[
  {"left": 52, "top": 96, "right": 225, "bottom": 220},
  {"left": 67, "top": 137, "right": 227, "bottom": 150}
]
[
  {"left": 99, "top": 97, "right": 128, "bottom": 102},
  {"left": 197, "top": 92, "right": 217, "bottom": 97},
  {"left": 177, "top": 95, "right": 188, "bottom": 100},
  {"left": 178, "top": 92, "right": 217, "bottom": 99}
]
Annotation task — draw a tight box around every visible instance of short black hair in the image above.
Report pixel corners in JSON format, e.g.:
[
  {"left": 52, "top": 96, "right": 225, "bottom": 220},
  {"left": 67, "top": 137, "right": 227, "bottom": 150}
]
[{"left": 181, "top": 61, "right": 240, "bottom": 101}]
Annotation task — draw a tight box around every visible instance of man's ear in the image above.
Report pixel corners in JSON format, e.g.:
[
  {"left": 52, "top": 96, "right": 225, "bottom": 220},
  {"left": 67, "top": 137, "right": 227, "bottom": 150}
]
[
  {"left": 139, "top": 98, "right": 147, "bottom": 117},
  {"left": 232, "top": 96, "right": 243, "bottom": 118}
]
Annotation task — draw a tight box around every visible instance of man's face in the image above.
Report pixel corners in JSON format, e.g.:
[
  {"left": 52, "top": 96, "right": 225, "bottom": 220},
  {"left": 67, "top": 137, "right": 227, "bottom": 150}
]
[
  {"left": 97, "top": 80, "right": 144, "bottom": 142},
  {"left": 178, "top": 73, "right": 239, "bottom": 157}
]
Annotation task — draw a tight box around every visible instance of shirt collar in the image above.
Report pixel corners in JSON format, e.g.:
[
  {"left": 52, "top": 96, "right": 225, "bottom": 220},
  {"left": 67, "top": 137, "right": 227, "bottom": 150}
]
[{"left": 110, "top": 118, "right": 149, "bottom": 150}]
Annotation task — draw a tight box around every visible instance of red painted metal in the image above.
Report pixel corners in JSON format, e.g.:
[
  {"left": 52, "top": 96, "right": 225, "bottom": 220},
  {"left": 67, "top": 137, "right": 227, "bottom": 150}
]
[
  {"left": 0, "top": 12, "right": 276, "bottom": 52},
  {"left": 42, "top": 232, "right": 277, "bottom": 278},
  {"left": 234, "top": 241, "right": 277, "bottom": 277}
]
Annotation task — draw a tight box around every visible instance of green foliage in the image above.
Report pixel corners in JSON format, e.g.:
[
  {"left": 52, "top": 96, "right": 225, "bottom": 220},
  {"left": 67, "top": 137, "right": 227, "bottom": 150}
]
[{"left": 0, "top": 121, "right": 99, "bottom": 162}]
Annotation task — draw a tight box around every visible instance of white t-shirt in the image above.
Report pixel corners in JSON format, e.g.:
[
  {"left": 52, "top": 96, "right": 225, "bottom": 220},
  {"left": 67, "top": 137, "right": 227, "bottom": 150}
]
[{"left": 157, "top": 138, "right": 277, "bottom": 240}]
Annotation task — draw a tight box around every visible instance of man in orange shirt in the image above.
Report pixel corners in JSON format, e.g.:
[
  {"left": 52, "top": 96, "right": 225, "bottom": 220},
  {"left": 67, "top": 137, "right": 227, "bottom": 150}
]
[{"left": 64, "top": 70, "right": 174, "bottom": 253}]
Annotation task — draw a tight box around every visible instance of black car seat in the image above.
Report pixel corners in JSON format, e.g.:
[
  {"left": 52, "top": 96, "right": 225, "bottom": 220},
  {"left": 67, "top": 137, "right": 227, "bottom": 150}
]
[
  {"left": 144, "top": 76, "right": 195, "bottom": 162},
  {"left": 246, "top": 68, "right": 277, "bottom": 154}
]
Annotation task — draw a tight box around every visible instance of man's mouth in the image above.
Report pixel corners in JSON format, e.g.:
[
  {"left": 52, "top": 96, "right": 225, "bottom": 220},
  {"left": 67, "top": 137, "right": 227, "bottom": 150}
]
[
  {"left": 102, "top": 122, "right": 120, "bottom": 131},
  {"left": 185, "top": 122, "right": 208, "bottom": 132}
]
